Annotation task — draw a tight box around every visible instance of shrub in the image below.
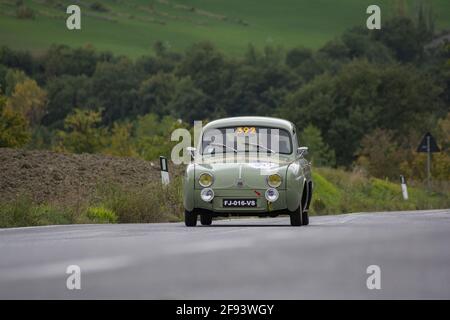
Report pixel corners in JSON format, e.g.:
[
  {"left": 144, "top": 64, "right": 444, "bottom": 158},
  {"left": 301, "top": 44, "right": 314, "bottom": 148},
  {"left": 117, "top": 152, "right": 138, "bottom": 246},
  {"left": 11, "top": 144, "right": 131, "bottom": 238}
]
[
  {"left": 94, "top": 178, "right": 183, "bottom": 223},
  {"left": 0, "top": 93, "right": 31, "bottom": 147},
  {"left": 300, "top": 124, "right": 336, "bottom": 167},
  {"left": 0, "top": 196, "right": 32, "bottom": 227},
  {"left": 56, "top": 109, "right": 108, "bottom": 154},
  {"left": 90, "top": 2, "right": 108, "bottom": 12},
  {"left": 86, "top": 206, "right": 117, "bottom": 223},
  {"left": 0, "top": 196, "right": 72, "bottom": 228},
  {"left": 16, "top": 5, "right": 35, "bottom": 19},
  {"left": 309, "top": 167, "right": 450, "bottom": 215},
  {"left": 312, "top": 198, "right": 327, "bottom": 214},
  {"left": 31, "top": 205, "right": 72, "bottom": 226}
]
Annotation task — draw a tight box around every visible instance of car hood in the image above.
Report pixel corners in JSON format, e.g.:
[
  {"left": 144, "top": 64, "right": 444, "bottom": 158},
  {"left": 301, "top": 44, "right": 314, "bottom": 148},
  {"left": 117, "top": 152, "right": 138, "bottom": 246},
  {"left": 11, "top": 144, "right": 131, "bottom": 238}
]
[{"left": 195, "top": 155, "right": 291, "bottom": 189}]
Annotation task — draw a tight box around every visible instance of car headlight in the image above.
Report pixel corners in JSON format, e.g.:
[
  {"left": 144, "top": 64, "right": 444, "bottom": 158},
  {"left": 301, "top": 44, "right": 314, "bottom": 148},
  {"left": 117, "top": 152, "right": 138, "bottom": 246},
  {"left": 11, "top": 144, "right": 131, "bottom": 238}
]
[
  {"left": 199, "top": 173, "right": 214, "bottom": 187},
  {"left": 265, "top": 188, "right": 279, "bottom": 202},
  {"left": 200, "top": 188, "right": 214, "bottom": 202},
  {"left": 267, "top": 174, "right": 282, "bottom": 188}
]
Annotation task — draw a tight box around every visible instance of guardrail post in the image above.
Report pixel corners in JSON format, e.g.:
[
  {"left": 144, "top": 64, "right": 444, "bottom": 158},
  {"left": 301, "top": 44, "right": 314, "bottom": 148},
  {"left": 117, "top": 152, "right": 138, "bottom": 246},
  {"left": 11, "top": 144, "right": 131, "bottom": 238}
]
[
  {"left": 400, "top": 175, "right": 408, "bottom": 200},
  {"left": 160, "top": 156, "right": 170, "bottom": 186}
]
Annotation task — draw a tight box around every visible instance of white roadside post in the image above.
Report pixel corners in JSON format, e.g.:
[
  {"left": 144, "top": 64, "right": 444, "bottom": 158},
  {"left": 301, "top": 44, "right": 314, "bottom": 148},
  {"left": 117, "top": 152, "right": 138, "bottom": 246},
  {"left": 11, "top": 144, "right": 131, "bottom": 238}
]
[
  {"left": 160, "top": 156, "right": 170, "bottom": 186},
  {"left": 400, "top": 175, "right": 408, "bottom": 200}
]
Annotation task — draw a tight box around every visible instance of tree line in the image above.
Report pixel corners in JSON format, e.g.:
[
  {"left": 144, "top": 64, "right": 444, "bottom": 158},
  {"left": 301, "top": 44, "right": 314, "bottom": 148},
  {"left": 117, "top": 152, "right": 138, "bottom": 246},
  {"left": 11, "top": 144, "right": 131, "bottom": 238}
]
[{"left": 0, "top": 14, "right": 449, "bottom": 182}]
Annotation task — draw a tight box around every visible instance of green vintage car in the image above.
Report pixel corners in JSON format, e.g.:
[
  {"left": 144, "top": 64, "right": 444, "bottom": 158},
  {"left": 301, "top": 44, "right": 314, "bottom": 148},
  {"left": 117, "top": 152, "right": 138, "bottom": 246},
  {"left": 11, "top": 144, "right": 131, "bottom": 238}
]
[{"left": 183, "top": 116, "right": 313, "bottom": 226}]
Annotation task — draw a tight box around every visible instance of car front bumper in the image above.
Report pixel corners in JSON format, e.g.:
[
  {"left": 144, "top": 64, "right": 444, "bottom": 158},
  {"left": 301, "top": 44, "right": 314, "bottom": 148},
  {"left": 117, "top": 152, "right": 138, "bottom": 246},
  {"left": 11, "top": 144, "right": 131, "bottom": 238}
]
[{"left": 194, "top": 188, "right": 288, "bottom": 213}]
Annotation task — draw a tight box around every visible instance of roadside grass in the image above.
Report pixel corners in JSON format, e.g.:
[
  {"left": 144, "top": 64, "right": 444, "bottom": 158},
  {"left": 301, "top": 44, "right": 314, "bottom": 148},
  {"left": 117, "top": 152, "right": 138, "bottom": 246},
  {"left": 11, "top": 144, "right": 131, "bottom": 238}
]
[
  {"left": 310, "top": 167, "right": 450, "bottom": 215},
  {"left": 0, "top": 167, "right": 448, "bottom": 228},
  {"left": 0, "top": 176, "right": 184, "bottom": 228},
  {"left": 92, "top": 177, "right": 184, "bottom": 223},
  {"left": 0, "top": 195, "right": 73, "bottom": 228},
  {"left": 86, "top": 206, "right": 118, "bottom": 224}
]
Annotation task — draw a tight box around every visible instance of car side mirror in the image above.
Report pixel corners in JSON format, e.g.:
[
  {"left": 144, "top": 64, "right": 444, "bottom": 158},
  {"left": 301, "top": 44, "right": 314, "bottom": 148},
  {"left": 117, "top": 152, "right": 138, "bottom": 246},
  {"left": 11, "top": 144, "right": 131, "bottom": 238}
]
[
  {"left": 187, "top": 147, "right": 196, "bottom": 160},
  {"left": 297, "top": 146, "right": 308, "bottom": 157}
]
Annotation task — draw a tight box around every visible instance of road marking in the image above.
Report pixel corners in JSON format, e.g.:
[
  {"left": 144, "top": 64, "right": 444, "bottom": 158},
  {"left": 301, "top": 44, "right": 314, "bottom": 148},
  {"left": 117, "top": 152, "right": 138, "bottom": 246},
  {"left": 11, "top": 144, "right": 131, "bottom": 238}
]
[
  {"left": 164, "top": 238, "right": 253, "bottom": 255},
  {"left": 0, "top": 256, "right": 134, "bottom": 282}
]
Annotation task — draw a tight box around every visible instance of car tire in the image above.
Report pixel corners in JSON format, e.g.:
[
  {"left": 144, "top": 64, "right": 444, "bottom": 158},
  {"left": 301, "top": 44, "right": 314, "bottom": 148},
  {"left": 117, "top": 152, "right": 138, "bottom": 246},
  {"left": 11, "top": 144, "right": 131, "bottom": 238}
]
[
  {"left": 302, "top": 210, "right": 309, "bottom": 226},
  {"left": 200, "top": 214, "right": 213, "bottom": 226},
  {"left": 184, "top": 209, "right": 198, "bottom": 227},
  {"left": 290, "top": 206, "right": 303, "bottom": 226}
]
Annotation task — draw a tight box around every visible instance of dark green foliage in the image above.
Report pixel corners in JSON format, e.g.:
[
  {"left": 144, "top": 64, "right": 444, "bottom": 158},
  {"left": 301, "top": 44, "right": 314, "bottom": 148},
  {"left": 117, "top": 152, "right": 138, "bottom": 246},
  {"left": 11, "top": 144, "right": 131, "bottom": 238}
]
[
  {"left": 16, "top": 5, "right": 35, "bottom": 20},
  {"left": 280, "top": 60, "right": 444, "bottom": 165},
  {"left": 177, "top": 42, "right": 229, "bottom": 97},
  {"left": 0, "top": 64, "right": 8, "bottom": 91},
  {"left": 372, "top": 17, "right": 423, "bottom": 62},
  {"left": 90, "top": 58, "right": 140, "bottom": 124},
  {"left": 167, "top": 78, "right": 212, "bottom": 122},
  {"left": 300, "top": 125, "right": 336, "bottom": 167},
  {"left": 286, "top": 47, "right": 313, "bottom": 69},
  {"left": 0, "top": 46, "right": 34, "bottom": 74},
  {"left": 43, "top": 75, "right": 91, "bottom": 128},
  {"left": 41, "top": 45, "right": 107, "bottom": 78},
  {"left": 138, "top": 73, "right": 178, "bottom": 116},
  {"left": 90, "top": 2, "right": 109, "bottom": 12},
  {"left": 0, "top": 15, "right": 448, "bottom": 173}
]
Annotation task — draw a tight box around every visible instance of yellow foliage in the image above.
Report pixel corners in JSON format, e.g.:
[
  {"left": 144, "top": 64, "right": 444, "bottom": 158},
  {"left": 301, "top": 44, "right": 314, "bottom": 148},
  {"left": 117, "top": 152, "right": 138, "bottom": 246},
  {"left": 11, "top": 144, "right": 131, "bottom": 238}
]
[
  {"left": 56, "top": 109, "right": 108, "bottom": 154},
  {"left": 7, "top": 79, "right": 47, "bottom": 127},
  {"left": 104, "top": 122, "right": 137, "bottom": 157},
  {"left": 0, "top": 93, "right": 30, "bottom": 147}
]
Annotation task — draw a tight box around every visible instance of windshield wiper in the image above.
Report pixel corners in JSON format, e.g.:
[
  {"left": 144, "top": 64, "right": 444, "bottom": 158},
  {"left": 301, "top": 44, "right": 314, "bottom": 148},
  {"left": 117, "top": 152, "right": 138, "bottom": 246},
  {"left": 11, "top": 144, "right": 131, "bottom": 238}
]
[
  {"left": 209, "top": 142, "right": 238, "bottom": 153},
  {"left": 244, "top": 142, "right": 276, "bottom": 154}
]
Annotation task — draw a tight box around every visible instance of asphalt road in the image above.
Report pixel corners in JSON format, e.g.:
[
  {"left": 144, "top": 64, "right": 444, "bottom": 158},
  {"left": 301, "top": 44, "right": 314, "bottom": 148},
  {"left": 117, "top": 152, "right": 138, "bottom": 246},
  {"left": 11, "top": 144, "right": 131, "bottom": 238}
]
[{"left": 0, "top": 209, "right": 449, "bottom": 299}]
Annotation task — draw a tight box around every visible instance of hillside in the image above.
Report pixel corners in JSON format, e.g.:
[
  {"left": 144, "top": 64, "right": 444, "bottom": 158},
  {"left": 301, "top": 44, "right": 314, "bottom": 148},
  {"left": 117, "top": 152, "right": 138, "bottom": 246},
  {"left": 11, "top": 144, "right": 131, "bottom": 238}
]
[{"left": 1, "top": 0, "right": 450, "bottom": 57}]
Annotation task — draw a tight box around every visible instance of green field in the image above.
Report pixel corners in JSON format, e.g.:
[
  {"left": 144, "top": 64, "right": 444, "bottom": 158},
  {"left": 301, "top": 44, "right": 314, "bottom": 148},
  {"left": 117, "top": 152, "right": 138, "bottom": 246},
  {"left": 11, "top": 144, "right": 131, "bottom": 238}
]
[{"left": 1, "top": 0, "right": 450, "bottom": 57}]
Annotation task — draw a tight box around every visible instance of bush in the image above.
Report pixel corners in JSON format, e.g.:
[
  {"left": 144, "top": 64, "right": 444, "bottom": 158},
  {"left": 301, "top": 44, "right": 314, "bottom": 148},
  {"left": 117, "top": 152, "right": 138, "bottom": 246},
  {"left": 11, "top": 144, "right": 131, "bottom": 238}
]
[
  {"left": 312, "top": 198, "right": 326, "bottom": 214},
  {"left": 31, "top": 205, "right": 72, "bottom": 226},
  {"left": 94, "top": 178, "right": 183, "bottom": 223},
  {"left": 0, "top": 196, "right": 72, "bottom": 228},
  {"left": 309, "top": 167, "right": 450, "bottom": 216},
  {"left": 0, "top": 195, "right": 32, "bottom": 227},
  {"left": 0, "top": 93, "right": 31, "bottom": 147},
  {"left": 90, "top": 2, "right": 109, "bottom": 12},
  {"left": 16, "top": 5, "right": 35, "bottom": 19},
  {"left": 56, "top": 109, "right": 108, "bottom": 154},
  {"left": 86, "top": 206, "right": 117, "bottom": 223}
]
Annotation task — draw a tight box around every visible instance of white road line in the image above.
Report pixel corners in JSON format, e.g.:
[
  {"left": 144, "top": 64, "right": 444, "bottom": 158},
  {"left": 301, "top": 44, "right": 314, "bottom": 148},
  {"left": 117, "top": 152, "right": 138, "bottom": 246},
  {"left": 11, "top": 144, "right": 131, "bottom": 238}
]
[
  {"left": 0, "top": 256, "right": 134, "bottom": 282},
  {"left": 164, "top": 238, "right": 253, "bottom": 255}
]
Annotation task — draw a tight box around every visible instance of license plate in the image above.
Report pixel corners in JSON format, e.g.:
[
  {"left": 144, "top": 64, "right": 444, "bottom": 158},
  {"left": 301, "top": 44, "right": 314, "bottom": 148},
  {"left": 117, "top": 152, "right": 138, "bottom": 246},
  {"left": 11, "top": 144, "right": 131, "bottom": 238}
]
[{"left": 223, "top": 199, "right": 257, "bottom": 208}]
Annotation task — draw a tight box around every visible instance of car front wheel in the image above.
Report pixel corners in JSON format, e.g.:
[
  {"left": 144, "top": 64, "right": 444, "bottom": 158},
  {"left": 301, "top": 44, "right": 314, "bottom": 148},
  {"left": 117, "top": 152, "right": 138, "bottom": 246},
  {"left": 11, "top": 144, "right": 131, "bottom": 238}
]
[
  {"left": 200, "top": 214, "right": 213, "bottom": 226},
  {"left": 289, "top": 206, "right": 303, "bottom": 226},
  {"left": 302, "top": 209, "right": 309, "bottom": 226},
  {"left": 184, "top": 209, "right": 198, "bottom": 227}
]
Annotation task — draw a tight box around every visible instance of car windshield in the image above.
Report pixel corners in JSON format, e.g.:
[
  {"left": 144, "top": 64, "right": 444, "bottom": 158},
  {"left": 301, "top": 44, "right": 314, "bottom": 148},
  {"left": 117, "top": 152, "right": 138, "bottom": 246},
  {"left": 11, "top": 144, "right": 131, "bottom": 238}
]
[{"left": 201, "top": 126, "right": 292, "bottom": 155}]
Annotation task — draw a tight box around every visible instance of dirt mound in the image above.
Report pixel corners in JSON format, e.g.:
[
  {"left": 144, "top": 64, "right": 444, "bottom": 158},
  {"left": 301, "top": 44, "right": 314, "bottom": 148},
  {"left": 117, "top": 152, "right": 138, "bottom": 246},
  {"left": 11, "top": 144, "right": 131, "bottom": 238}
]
[{"left": 0, "top": 148, "right": 174, "bottom": 204}]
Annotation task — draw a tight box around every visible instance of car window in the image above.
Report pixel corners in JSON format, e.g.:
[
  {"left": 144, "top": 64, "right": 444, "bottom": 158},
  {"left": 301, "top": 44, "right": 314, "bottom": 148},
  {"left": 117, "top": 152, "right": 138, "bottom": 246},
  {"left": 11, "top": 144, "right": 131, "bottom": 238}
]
[{"left": 201, "top": 126, "right": 292, "bottom": 155}]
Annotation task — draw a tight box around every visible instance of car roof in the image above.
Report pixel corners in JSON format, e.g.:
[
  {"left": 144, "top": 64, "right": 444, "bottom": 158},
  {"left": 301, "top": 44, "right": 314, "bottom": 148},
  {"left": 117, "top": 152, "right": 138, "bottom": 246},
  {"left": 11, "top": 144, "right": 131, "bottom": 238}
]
[{"left": 203, "top": 116, "right": 295, "bottom": 132}]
